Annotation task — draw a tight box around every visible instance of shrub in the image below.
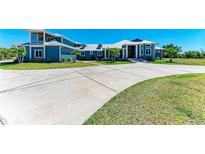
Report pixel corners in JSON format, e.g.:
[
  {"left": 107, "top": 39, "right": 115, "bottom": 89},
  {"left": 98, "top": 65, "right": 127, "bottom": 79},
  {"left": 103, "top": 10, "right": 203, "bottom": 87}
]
[
  {"left": 61, "top": 57, "right": 66, "bottom": 62},
  {"left": 66, "top": 58, "right": 71, "bottom": 62}
]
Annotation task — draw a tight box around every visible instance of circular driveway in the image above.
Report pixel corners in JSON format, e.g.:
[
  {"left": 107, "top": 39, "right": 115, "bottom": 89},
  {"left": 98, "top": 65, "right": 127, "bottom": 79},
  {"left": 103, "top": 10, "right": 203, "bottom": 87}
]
[{"left": 1, "top": 62, "right": 205, "bottom": 124}]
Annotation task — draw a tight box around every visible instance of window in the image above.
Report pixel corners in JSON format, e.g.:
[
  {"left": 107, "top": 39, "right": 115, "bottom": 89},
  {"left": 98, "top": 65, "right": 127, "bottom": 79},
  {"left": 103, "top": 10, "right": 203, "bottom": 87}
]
[
  {"left": 34, "top": 49, "right": 43, "bottom": 58},
  {"left": 97, "top": 51, "right": 103, "bottom": 56},
  {"left": 81, "top": 51, "right": 85, "bottom": 56},
  {"left": 145, "top": 49, "right": 151, "bottom": 55},
  {"left": 90, "top": 51, "right": 93, "bottom": 55},
  {"left": 47, "top": 37, "right": 54, "bottom": 42},
  {"left": 31, "top": 33, "right": 38, "bottom": 43},
  {"left": 31, "top": 32, "right": 43, "bottom": 43}
]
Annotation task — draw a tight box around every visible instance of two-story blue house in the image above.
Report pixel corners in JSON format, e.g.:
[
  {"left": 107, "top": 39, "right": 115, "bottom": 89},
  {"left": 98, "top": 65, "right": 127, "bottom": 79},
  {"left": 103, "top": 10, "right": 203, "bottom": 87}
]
[{"left": 19, "top": 29, "right": 163, "bottom": 62}]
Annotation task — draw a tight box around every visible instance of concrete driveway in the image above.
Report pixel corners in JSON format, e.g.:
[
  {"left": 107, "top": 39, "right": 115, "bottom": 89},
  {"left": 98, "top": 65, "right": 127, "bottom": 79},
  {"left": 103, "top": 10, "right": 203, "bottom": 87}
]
[{"left": 1, "top": 62, "right": 205, "bottom": 125}]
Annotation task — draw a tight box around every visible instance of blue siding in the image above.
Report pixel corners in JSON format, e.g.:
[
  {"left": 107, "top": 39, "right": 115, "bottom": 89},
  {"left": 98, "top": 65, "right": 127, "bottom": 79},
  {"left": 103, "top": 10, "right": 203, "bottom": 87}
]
[
  {"left": 79, "top": 51, "right": 104, "bottom": 60},
  {"left": 45, "top": 46, "right": 60, "bottom": 62},
  {"left": 24, "top": 46, "right": 30, "bottom": 61},
  {"left": 63, "top": 38, "right": 76, "bottom": 47},
  {"left": 141, "top": 44, "right": 155, "bottom": 61}
]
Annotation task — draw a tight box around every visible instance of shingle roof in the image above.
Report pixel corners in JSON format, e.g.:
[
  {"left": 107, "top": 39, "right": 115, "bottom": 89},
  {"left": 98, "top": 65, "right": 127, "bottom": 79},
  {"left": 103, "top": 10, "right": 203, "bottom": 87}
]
[
  {"left": 77, "top": 39, "right": 156, "bottom": 51},
  {"left": 45, "top": 41, "right": 76, "bottom": 49},
  {"left": 78, "top": 44, "right": 103, "bottom": 51}
]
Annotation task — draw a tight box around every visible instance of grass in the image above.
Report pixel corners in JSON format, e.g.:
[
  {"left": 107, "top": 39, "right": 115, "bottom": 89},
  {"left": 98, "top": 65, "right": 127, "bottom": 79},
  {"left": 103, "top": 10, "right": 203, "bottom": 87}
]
[
  {"left": 0, "top": 62, "right": 96, "bottom": 70},
  {"left": 152, "top": 58, "right": 205, "bottom": 65},
  {"left": 84, "top": 73, "right": 205, "bottom": 125},
  {"left": 0, "top": 60, "right": 133, "bottom": 70}
]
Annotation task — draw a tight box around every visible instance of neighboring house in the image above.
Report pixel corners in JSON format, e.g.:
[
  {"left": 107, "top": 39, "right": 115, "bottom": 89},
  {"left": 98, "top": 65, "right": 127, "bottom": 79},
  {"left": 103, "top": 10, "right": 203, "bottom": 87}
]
[{"left": 19, "top": 29, "right": 163, "bottom": 62}]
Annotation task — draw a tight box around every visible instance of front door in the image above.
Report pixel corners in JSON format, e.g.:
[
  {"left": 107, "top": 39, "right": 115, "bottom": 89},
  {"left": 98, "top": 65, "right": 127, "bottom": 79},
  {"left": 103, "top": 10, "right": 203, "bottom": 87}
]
[{"left": 128, "top": 46, "right": 135, "bottom": 58}]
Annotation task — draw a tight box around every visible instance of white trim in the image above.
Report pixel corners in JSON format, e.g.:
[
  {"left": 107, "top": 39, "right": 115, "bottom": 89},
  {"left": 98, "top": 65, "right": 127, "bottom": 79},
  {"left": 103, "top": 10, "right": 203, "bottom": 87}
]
[
  {"left": 125, "top": 45, "right": 128, "bottom": 59},
  {"left": 43, "top": 32, "right": 45, "bottom": 44},
  {"left": 43, "top": 46, "right": 45, "bottom": 59},
  {"left": 135, "top": 45, "right": 138, "bottom": 58},
  {"left": 34, "top": 49, "right": 43, "bottom": 58},
  {"left": 104, "top": 49, "right": 106, "bottom": 59},
  {"left": 29, "top": 46, "right": 31, "bottom": 59},
  {"left": 29, "top": 45, "right": 44, "bottom": 47},
  {"left": 59, "top": 46, "right": 62, "bottom": 62}
]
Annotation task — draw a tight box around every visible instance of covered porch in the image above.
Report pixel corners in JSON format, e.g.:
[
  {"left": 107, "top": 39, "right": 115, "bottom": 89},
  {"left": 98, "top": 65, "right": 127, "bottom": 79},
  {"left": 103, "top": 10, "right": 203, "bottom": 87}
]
[{"left": 104, "top": 45, "right": 143, "bottom": 60}]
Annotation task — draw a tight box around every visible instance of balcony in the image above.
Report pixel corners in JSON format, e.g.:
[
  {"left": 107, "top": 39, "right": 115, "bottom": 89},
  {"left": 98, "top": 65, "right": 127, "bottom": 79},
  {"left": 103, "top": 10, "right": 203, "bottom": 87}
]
[{"left": 31, "top": 32, "right": 44, "bottom": 44}]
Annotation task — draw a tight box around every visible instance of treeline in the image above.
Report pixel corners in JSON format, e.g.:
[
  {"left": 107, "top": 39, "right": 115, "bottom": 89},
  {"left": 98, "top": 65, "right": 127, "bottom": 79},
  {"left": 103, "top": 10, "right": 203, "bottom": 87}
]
[
  {"left": 0, "top": 46, "right": 26, "bottom": 63},
  {"left": 163, "top": 50, "right": 205, "bottom": 58},
  {"left": 178, "top": 51, "right": 205, "bottom": 58},
  {"left": 0, "top": 47, "right": 16, "bottom": 60}
]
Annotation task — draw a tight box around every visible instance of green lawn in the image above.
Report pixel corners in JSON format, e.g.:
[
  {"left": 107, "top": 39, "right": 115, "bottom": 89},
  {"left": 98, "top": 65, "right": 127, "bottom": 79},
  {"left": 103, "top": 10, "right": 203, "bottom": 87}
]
[
  {"left": 84, "top": 73, "right": 205, "bottom": 125},
  {"left": 0, "top": 62, "right": 96, "bottom": 70},
  {"left": 152, "top": 58, "right": 205, "bottom": 65}
]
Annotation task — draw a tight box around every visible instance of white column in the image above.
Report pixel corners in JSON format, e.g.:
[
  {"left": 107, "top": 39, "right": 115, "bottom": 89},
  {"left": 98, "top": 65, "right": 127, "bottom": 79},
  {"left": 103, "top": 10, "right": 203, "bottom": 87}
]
[
  {"left": 152, "top": 44, "right": 156, "bottom": 60},
  {"left": 135, "top": 45, "right": 138, "bottom": 58},
  {"left": 29, "top": 46, "right": 32, "bottom": 59},
  {"left": 43, "top": 32, "right": 46, "bottom": 44},
  {"left": 59, "top": 46, "right": 62, "bottom": 62},
  {"left": 126, "top": 45, "right": 128, "bottom": 59},
  {"left": 43, "top": 46, "right": 46, "bottom": 59},
  {"left": 122, "top": 49, "right": 125, "bottom": 59},
  {"left": 104, "top": 49, "right": 106, "bottom": 60}
]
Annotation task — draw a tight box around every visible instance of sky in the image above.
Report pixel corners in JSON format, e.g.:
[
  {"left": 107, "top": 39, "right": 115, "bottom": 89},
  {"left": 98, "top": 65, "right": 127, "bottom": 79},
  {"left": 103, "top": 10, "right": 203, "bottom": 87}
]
[{"left": 0, "top": 29, "right": 205, "bottom": 51}]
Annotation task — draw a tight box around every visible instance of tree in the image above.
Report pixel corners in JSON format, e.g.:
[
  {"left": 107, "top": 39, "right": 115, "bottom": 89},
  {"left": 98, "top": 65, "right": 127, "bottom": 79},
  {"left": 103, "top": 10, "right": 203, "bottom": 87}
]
[
  {"left": 163, "top": 44, "right": 181, "bottom": 62},
  {"left": 0, "top": 47, "right": 16, "bottom": 60},
  {"left": 108, "top": 48, "right": 121, "bottom": 62},
  {"left": 71, "top": 49, "right": 80, "bottom": 63},
  {"left": 11, "top": 46, "right": 26, "bottom": 63}
]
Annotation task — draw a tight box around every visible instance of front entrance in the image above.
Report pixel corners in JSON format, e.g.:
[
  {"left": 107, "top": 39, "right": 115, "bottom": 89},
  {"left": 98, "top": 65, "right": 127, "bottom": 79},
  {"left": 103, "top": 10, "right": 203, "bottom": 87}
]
[{"left": 128, "top": 46, "right": 136, "bottom": 58}]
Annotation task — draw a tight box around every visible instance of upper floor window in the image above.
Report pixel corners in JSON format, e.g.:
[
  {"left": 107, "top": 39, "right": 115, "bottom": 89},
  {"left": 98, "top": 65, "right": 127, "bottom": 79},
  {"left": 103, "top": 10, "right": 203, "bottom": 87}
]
[
  {"left": 47, "top": 37, "right": 54, "bottom": 42},
  {"left": 31, "top": 32, "right": 43, "bottom": 43}
]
